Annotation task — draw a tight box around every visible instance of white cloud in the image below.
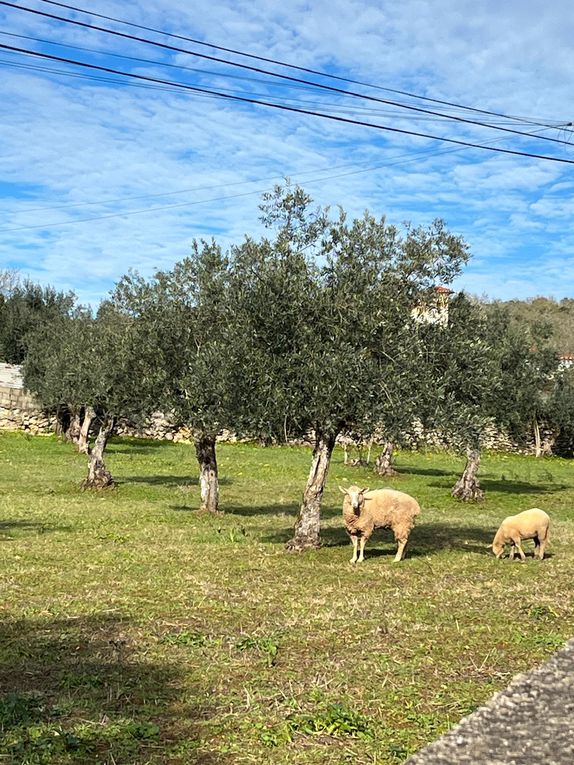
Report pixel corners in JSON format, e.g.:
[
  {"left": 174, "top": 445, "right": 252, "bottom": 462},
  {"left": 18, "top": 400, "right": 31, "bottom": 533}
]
[{"left": 1, "top": 0, "right": 573, "bottom": 304}]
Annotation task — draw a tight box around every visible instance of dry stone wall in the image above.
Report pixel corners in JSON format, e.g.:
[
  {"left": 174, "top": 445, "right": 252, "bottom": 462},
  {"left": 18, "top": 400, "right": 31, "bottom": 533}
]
[
  {"left": 0, "top": 385, "right": 56, "bottom": 434},
  {"left": 0, "top": 363, "right": 558, "bottom": 454}
]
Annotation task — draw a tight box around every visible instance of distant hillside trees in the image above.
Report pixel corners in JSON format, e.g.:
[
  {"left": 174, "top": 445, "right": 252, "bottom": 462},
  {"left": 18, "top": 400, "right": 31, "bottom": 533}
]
[
  {"left": 0, "top": 276, "right": 75, "bottom": 364},
  {"left": 488, "top": 296, "right": 574, "bottom": 355},
  {"left": 543, "top": 368, "right": 574, "bottom": 457}
]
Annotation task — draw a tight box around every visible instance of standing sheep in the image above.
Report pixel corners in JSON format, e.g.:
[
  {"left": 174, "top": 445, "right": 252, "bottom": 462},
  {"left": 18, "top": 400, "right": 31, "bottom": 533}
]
[
  {"left": 492, "top": 508, "right": 550, "bottom": 561},
  {"left": 340, "top": 485, "right": 421, "bottom": 563}
]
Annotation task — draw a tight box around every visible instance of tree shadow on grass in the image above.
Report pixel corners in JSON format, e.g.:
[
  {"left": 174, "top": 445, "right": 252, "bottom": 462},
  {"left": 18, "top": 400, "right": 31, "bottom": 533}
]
[
  {"left": 0, "top": 519, "right": 71, "bottom": 541},
  {"left": 215, "top": 502, "right": 342, "bottom": 520},
  {"left": 120, "top": 475, "right": 232, "bottom": 487},
  {"left": 107, "top": 438, "right": 169, "bottom": 455},
  {"left": 395, "top": 465, "right": 459, "bottom": 478},
  {"left": 0, "top": 613, "right": 227, "bottom": 764},
  {"left": 480, "top": 477, "right": 569, "bottom": 495},
  {"left": 427, "top": 477, "right": 568, "bottom": 495},
  {"left": 262, "top": 520, "right": 497, "bottom": 557}
]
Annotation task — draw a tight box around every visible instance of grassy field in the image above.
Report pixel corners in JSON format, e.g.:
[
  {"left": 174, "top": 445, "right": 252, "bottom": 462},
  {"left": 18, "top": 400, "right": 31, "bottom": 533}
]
[{"left": 1, "top": 431, "right": 573, "bottom": 764}]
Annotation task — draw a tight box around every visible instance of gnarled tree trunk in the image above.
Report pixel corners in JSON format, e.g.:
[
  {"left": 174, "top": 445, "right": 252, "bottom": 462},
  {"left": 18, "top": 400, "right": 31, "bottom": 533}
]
[
  {"left": 195, "top": 432, "right": 219, "bottom": 513},
  {"left": 286, "top": 430, "right": 336, "bottom": 552},
  {"left": 451, "top": 448, "right": 484, "bottom": 501},
  {"left": 82, "top": 415, "right": 115, "bottom": 490},
  {"left": 77, "top": 406, "right": 95, "bottom": 455},
  {"left": 55, "top": 404, "right": 71, "bottom": 439},
  {"left": 68, "top": 409, "right": 82, "bottom": 445},
  {"left": 374, "top": 440, "right": 397, "bottom": 476}
]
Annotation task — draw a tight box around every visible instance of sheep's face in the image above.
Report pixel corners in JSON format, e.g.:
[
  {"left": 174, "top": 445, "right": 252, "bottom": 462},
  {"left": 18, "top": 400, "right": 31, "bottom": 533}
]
[
  {"left": 340, "top": 485, "right": 369, "bottom": 516},
  {"left": 492, "top": 541, "right": 505, "bottom": 558}
]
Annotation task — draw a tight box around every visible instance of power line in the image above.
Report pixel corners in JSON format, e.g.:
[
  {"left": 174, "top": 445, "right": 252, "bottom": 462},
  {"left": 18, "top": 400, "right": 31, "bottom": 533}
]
[
  {"left": 3, "top": 52, "right": 530, "bottom": 124},
  {"left": 35, "top": 0, "right": 570, "bottom": 129},
  {"left": 0, "top": 125, "right": 564, "bottom": 231},
  {"left": 1, "top": 2, "right": 572, "bottom": 147},
  {"left": 2, "top": 41, "right": 574, "bottom": 167},
  {"left": 1, "top": 31, "right": 568, "bottom": 129},
  {"left": 0, "top": 187, "right": 274, "bottom": 232},
  {"left": 0, "top": 30, "right": 338, "bottom": 97},
  {"left": 6, "top": 53, "right": 551, "bottom": 129}
]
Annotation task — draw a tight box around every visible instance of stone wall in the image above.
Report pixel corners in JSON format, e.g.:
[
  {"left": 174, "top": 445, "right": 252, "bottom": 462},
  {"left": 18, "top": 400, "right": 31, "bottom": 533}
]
[
  {"left": 0, "top": 384, "right": 56, "bottom": 434},
  {"left": 0, "top": 363, "right": 559, "bottom": 454}
]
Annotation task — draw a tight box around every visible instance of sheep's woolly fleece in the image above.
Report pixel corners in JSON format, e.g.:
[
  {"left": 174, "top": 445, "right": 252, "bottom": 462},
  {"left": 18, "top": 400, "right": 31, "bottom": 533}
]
[{"left": 406, "top": 638, "right": 574, "bottom": 765}]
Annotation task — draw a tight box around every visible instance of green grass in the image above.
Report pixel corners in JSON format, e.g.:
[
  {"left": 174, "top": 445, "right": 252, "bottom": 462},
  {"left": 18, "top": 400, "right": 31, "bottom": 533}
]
[{"left": 1, "top": 431, "right": 573, "bottom": 764}]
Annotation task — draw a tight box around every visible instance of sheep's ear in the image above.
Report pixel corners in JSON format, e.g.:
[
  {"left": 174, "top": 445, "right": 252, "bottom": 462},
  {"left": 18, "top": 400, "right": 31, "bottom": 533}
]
[
  {"left": 339, "top": 486, "right": 348, "bottom": 495},
  {"left": 361, "top": 487, "right": 370, "bottom": 495}
]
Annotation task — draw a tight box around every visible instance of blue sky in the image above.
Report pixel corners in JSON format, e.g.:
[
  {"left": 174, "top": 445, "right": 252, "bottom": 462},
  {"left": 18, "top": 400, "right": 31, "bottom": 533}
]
[{"left": 1, "top": 0, "right": 574, "bottom": 307}]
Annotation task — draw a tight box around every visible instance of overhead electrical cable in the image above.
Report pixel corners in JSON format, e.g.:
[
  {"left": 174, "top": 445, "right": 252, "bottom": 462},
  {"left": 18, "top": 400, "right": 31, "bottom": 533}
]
[
  {"left": 0, "top": 31, "right": 566, "bottom": 128},
  {"left": 35, "top": 0, "right": 570, "bottom": 129},
  {"left": 0, "top": 120, "right": 558, "bottom": 217},
  {"left": 1, "top": 41, "right": 574, "bottom": 166},
  {"left": 0, "top": 29, "right": 344, "bottom": 97},
  {"left": 2, "top": 54, "right": 529, "bottom": 123},
  {"left": 0, "top": 140, "right": 546, "bottom": 232},
  {"left": 1, "top": 2, "right": 572, "bottom": 146},
  {"left": 0, "top": 119, "right": 562, "bottom": 232}
]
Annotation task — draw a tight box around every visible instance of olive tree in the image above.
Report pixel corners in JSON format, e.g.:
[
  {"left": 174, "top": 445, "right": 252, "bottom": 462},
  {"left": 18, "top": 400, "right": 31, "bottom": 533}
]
[
  {"left": 0, "top": 278, "right": 75, "bottom": 364},
  {"left": 112, "top": 240, "right": 243, "bottom": 512},
  {"left": 545, "top": 367, "right": 574, "bottom": 456},
  {"left": 420, "top": 296, "right": 558, "bottom": 501},
  {"left": 232, "top": 185, "right": 470, "bottom": 550},
  {"left": 24, "top": 303, "right": 142, "bottom": 488}
]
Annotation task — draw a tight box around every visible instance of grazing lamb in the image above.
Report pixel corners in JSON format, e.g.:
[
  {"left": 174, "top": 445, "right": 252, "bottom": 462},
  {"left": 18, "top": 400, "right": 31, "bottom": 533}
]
[
  {"left": 340, "top": 485, "right": 421, "bottom": 563},
  {"left": 492, "top": 508, "right": 550, "bottom": 562}
]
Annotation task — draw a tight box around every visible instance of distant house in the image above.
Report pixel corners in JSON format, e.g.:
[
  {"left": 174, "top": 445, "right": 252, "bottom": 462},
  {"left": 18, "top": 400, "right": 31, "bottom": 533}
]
[{"left": 411, "top": 286, "right": 453, "bottom": 328}]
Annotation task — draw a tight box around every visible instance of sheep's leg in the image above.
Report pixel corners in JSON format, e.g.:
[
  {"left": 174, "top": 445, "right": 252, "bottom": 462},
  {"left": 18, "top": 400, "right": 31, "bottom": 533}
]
[
  {"left": 534, "top": 535, "right": 541, "bottom": 560},
  {"left": 508, "top": 544, "right": 515, "bottom": 561},
  {"left": 350, "top": 536, "right": 359, "bottom": 563},
  {"left": 512, "top": 537, "right": 526, "bottom": 562},
  {"left": 394, "top": 538, "right": 408, "bottom": 562},
  {"left": 357, "top": 537, "right": 367, "bottom": 563},
  {"left": 536, "top": 534, "right": 547, "bottom": 560}
]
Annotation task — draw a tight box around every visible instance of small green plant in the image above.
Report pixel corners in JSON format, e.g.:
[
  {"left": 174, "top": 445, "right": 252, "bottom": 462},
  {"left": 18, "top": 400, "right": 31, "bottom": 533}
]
[
  {"left": 522, "top": 603, "right": 559, "bottom": 621},
  {"left": 162, "top": 630, "right": 207, "bottom": 648},
  {"left": 253, "top": 722, "right": 291, "bottom": 747},
  {"left": 512, "top": 630, "right": 564, "bottom": 651},
  {"left": 235, "top": 635, "right": 280, "bottom": 666},
  {"left": 216, "top": 525, "right": 248, "bottom": 543},
  {"left": 0, "top": 693, "right": 45, "bottom": 728},
  {"left": 287, "top": 703, "right": 376, "bottom": 741}
]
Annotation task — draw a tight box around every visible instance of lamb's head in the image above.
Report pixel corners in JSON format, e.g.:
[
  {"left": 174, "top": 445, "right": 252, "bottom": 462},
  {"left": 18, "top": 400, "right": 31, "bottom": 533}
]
[{"left": 339, "top": 485, "right": 369, "bottom": 516}]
